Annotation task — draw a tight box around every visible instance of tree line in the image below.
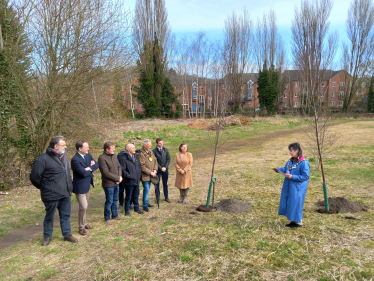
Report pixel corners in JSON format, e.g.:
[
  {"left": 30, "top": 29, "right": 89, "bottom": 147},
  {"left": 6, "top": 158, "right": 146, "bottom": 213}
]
[{"left": 1, "top": 0, "right": 374, "bottom": 190}]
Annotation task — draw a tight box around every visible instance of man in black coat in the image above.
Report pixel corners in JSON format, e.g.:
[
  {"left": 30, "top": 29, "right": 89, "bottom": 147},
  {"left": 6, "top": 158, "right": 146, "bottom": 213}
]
[
  {"left": 117, "top": 143, "right": 144, "bottom": 216},
  {"left": 71, "top": 140, "right": 99, "bottom": 235},
  {"left": 30, "top": 136, "right": 78, "bottom": 246},
  {"left": 152, "top": 138, "right": 171, "bottom": 203}
]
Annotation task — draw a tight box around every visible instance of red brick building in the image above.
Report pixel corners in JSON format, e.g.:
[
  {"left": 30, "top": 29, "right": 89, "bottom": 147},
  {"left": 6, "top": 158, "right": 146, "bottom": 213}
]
[{"left": 100, "top": 69, "right": 367, "bottom": 114}]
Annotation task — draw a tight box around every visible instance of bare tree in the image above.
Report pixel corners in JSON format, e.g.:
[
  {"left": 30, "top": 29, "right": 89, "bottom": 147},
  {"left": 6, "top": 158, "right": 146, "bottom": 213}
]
[
  {"left": 222, "top": 9, "right": 252, "bottom": 113},
  {"left": 254, "top": 10, "right": 285, "bottom": 71},
  {"left": 341, "top": 0, "right": 374, "bottom": 112},
  {"left": 292, "top": 0, "right": 338, "bottom": 210},
  {"left": 132, "top": 0, "right": 171, "bottom": 109},
  {"left": 25, "top": 0, "right": 131, "bottom": 155}
]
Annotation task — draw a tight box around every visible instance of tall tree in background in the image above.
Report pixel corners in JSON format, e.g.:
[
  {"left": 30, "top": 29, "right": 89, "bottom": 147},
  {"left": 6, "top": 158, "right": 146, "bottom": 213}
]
[
  {"left": 254, "top": 11, "right": 287, "bottom": 112},
  {"left": 292, "top": 0, "right": 338, "bottom": 210},
  {"left": 132, "top": 0, "right": 180, "bottom": 117},
  {"left": 253, "top": 11, "right": 286, "bottom": 72},
  {"left": 342, "top": 0, "right": 374, "bottom": 112},
  {"left": 257, "top": 64, "right": 279, "bottom": 114},
  {"left": 222, "top": 9, "right": 252, "bottom": 113}
]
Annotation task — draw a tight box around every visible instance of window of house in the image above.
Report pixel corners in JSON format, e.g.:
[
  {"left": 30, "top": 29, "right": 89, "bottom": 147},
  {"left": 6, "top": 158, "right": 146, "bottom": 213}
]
[
  {"left": 131, "top": 105, "right": 135, "bottom": 109},
  {"left": 361, "top": 92, "right": 365, "bottom": 98},
  {"left": 175, "top": 86, "right": 178, "bottom": 91},
  {"left": 295, "top": 82, "right": 299, "bottom": 88},
  {"left": 241, "top": 85, "right": 243, "bottom": 89},
  {"left": 284, "top": 93, "right": 287, "bottom": 98},
  {"left": 182, "top": 104, "right": 189, "bottom": 110},
  {"left": 222, "top": 84, "right": 226, "bottom": 89},
  {"left": 121, "top": 86, "right": 124, "bottom": 91},
  {"left": 332, "top": 92, "right": 335, "bottom": 97},
  {"left": 285, "top": 84, "right": 288, "bottom": 88},
  {"left": 331, "top": 101, "right": 335, "bottom": 106},
  {"left": 121, "top": 95, "right": 124, "bottom": 100},
  {"left": 339, "top": 92, "right": 344, "bottom": 99},
  {"left": 183, "top": 86, "right": 186, "bottom": 91},
  {"left": 294, "top": 92, "right": 298, "bottom": 97},
  {"left": 340, "top": 82, "right": 344, "bottom": 87},
  {"left": 193, "top": 86, "right": 197, "bottom": 90},
  {"left": 284, "top": 103, "right": 287, "bottom": 107},
  {"left": 248, "top": 103, "right": 251, "bottom": 107},
  {"left": 332, "top": 82, "right": 336, "bottom": 87},
  {"left": 339, "top": 101, "right": 343, "bottom": 106},
  {"left": 294, "top": 102, "right": 298, "bottom": 107},
  {"left": 322, "top": 82, "right": 325, "bottom": 87},
  {"left": 111, "top": 95, "right": 114, "bottom": 100},
  {"left": 199, "top": 95, "right": 204, "bottom": 102},
  {"left": 200, "top": 86, "right": 204, "bottom": 90}
]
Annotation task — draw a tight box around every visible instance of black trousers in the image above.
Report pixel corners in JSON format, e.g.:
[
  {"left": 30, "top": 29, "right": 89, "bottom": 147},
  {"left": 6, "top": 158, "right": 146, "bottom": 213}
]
[{"left": 119, "top": 183, "right": 134, "bottom": 206}]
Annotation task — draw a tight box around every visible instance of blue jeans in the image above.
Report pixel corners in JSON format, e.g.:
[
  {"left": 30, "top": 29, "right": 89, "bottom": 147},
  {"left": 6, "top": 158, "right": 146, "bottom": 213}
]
[
  {"left": 125, "top": 185, "right": 140, "bottom": 213},
  {"left": 43, "top": 196, "right": 72, "bottom": 239},
  {"left": 156, "top": 171, "right": 169, "bottom": 199},
  {"left": 103, "top": 185, "right": 119, "bottom": 220},
  {"left": 142, "top": 181, "right": 151, "bottom": 208}
]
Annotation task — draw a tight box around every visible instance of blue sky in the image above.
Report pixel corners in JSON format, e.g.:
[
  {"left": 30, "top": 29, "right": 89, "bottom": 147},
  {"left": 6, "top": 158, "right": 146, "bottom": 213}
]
[{"left": 125, "top": 0, "right": 352, "bottom": 55}]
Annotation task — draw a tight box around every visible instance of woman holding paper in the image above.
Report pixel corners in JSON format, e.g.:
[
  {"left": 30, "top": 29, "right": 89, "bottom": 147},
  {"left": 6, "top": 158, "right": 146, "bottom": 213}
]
[{"left": 273, "top": 143, "right": 310, "bottom": 228}]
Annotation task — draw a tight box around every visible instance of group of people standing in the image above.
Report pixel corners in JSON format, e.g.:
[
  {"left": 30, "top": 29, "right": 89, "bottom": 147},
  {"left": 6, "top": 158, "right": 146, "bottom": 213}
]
[
  {"left": 30, "top": 135, "right": 310, "bottom": 247},
  {"left": 30, "top": 136, "right": 194, "bottom": 246}
]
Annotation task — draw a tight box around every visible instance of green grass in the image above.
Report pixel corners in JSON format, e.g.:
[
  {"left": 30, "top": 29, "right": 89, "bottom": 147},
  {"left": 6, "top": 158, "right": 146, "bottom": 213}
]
[{"left": 0, "top": 118, "right": 373, "bottom": 280}]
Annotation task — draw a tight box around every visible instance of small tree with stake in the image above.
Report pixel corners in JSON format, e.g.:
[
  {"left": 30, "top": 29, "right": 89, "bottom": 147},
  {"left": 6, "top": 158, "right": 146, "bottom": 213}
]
[{"left": 291, "top": 0, "right": 339, "bottom": 211}]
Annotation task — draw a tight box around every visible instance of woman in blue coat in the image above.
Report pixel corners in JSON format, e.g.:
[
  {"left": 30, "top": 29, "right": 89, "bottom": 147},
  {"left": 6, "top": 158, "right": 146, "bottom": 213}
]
[{"left": 273, "top": 143, "right": 310, "bottom": 228}]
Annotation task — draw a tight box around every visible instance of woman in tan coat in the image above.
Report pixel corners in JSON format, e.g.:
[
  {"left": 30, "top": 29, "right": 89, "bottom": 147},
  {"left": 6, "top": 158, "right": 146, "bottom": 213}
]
[{"left": 174, "top": 143, "right": 193, "bottom": 203}]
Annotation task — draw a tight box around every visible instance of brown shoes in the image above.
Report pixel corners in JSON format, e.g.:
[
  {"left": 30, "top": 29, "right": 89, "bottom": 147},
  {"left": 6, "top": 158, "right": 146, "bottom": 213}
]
[
  {"left": 165, "top": 198, "right": 171, "bottom": 203},
  {"left": 64, "top": 234, "right": 78, "bottom": 243},
  {"left": 105, "top": 220, "right": 112, "bottom": 225},
  {"left": 113, "top": 216, "right": 123, "bottom": 220},
  {"left": 79, "top": 229, "right": 87, "bottom": 235},
  {"left": 85, "top": 224, "right": 94, "bottom": 230},
  {"left": 42, "top": 237, "right": 51, "bottom": 246}
]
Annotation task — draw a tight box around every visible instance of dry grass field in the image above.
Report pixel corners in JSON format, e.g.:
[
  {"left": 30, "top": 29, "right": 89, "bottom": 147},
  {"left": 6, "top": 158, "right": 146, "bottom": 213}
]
[{"left": 0, "top": 117, "right": 373, "bottom": 280}]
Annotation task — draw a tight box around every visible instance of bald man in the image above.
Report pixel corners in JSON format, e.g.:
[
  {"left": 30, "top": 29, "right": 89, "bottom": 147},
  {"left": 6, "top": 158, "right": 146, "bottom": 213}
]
[{"left": 117, "top": 144, "right": 144, "bottom": 216}]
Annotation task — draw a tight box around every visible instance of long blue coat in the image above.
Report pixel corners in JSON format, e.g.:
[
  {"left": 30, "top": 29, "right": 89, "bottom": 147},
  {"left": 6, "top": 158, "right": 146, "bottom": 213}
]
[{"left": 278, "top": 158, "right": 310, "bottom": 222}]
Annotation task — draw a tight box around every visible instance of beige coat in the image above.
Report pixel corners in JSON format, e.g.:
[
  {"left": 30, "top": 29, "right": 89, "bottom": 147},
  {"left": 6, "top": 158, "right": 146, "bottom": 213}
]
[
  {"left": 174, "top": 152, "right": 193, "bottom": 189},
  {"left": 138, "top": 149, "right": 158, "bottom": 182}
]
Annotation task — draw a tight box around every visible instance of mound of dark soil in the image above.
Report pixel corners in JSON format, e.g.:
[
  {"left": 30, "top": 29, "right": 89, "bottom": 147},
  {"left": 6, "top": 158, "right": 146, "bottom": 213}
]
[
  {"left": 214, "top": 198, "right": 252, "bottom": 213},
  {"left": 315, "top": 197, "right": 368, "bottom": 214},
  {"left": 196, "top": 205, "right": 213, "bottom": 212}
]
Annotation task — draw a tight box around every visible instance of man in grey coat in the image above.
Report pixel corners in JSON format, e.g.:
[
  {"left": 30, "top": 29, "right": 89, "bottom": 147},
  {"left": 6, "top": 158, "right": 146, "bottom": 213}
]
[{"left": 152, "top": 138, "right": 171, "bottom": 203}]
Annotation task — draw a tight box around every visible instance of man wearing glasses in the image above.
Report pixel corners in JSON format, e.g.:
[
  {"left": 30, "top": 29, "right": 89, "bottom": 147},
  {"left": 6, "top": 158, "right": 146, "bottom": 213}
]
[{"left": 30, "top": 136, "right": 78, "bottom": 246}]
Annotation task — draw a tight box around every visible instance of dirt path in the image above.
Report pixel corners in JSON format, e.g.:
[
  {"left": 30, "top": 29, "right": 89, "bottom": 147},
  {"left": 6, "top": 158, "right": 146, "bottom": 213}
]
[{"left": 0, "top": 194, "right": 105, "bottom": 251}]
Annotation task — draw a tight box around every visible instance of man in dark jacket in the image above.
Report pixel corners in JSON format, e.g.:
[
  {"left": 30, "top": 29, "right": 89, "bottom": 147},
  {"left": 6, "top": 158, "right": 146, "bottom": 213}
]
[
  {"left": 98, "top": 141, "right": 123, "bottom": 225},
  {"left": 152, "top": 138, "right": 171, "bottom": 203},
  {"left": 30, "top": 136, "right": 78, "bottom": 246},
  {"left": 118, "top": 143, "right": 144, "bottom": 216},
  {"left": 71, "top": 140, "right": 99, "bottom": 235}
]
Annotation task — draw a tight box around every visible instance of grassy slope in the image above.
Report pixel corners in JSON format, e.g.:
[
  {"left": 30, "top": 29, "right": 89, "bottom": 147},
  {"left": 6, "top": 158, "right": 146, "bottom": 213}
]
[{"left": 0, "top": 117, "right": 373, "bottom": 281}]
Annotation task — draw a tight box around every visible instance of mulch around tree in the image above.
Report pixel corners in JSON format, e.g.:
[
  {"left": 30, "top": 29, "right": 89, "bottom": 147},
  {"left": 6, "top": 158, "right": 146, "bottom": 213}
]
[
  {"left": 197, "top": 198, "right": 252, "bottom": 213},
  {"left": 315, "top": 197, "right": 368, "bottom": 214}
]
